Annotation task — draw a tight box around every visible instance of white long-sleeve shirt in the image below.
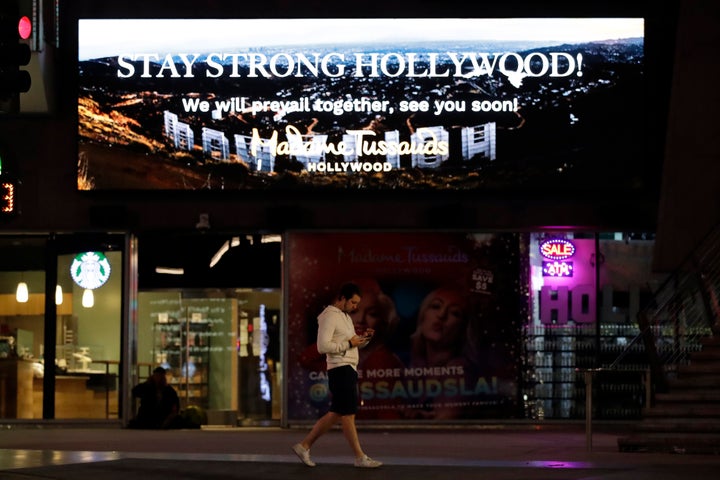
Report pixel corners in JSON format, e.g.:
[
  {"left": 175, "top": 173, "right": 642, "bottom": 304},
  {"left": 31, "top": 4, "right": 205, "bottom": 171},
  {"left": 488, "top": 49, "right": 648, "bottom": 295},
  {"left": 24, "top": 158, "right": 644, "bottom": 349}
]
[{"left": 316, "top": 305, "right": 359, "bottom": 371}]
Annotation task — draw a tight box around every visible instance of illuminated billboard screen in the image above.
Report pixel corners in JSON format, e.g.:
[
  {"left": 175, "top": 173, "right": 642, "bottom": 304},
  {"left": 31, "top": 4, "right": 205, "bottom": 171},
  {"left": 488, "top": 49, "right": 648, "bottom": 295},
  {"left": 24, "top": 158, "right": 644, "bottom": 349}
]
[{"left": 77, "top": 18, "right": 644, "bottom": 191}]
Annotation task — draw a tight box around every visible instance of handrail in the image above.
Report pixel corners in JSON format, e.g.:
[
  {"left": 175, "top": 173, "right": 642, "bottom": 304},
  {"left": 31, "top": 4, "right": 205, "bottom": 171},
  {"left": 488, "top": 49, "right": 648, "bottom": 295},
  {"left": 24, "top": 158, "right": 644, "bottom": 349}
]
[
  {"left": 645, "top": 223, "right": 720, "bottom": 307},
  {"left": 605, "top": 326, "right": 651, "bottom": 370},
  {"left": 606, "top": 222, "right": 720, "bottom": 396}
]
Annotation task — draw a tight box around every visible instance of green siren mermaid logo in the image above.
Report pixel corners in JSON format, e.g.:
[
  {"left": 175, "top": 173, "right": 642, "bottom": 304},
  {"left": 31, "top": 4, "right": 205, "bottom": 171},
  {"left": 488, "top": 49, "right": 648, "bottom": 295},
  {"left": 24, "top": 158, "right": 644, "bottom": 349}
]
[{"left": 70, "top": 252, "right": 111, "bottom": 289}]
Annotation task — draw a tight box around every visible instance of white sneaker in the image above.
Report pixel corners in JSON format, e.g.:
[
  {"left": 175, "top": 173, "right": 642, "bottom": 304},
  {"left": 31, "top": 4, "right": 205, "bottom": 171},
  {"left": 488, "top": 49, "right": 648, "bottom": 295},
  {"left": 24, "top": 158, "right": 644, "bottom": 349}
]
[
  {"left": 354, "top": 454, "right": 382, "bottom": 468},
  {"left": 292, "top": 443, "right": 316, "bottom": 467}
]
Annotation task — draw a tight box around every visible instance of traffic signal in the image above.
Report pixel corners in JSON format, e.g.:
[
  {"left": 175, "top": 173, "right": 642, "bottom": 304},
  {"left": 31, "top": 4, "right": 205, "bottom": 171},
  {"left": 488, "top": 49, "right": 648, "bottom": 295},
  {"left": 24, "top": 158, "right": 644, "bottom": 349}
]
[{"left": 0, "top": 2, "right": 32, "bottom": 96}]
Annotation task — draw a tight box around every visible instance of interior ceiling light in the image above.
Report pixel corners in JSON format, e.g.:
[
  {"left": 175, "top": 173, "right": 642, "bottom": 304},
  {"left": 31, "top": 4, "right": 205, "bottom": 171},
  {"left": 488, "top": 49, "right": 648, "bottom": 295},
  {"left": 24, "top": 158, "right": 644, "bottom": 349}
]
[
  {"left": 209, "top": 235, "right": 267, "bottom": 268},
  {"left": 16, "top": 281, "right": 29, "bottom": 303},
  {"left": 55, "top": 285, "right": 63, "bottom": 305},
  {"left": 155, "top": 267, "right": 185, "bottom": 275},
  {"left": 261, "top": 234, "right": 282, "bottom": 243},
  {"left": 82, "top": 289, "right": 94, "bottom": 308},
  {"left": 209, "top": 240, "right": 230, "bottom": 268}
]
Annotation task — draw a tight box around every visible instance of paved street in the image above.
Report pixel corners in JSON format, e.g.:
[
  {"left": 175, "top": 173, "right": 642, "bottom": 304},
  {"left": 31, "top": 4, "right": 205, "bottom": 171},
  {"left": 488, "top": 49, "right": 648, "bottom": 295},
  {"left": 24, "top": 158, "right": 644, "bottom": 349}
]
[{"left": 0, "top": 424, "right": 719, "bottom": 479}]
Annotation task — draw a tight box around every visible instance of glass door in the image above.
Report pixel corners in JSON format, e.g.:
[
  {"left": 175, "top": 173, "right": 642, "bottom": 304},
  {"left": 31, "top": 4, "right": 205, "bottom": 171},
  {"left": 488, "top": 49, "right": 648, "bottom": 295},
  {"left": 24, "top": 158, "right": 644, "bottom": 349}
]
[
  {"left": 136, "top": 232, "right": 282, "bottom": 427},
  {"left": 50, "top": 234, "right": 125, "bottom": 420},
  {"left": 0, "top": 236, "right": 47, "bottom": 420}
]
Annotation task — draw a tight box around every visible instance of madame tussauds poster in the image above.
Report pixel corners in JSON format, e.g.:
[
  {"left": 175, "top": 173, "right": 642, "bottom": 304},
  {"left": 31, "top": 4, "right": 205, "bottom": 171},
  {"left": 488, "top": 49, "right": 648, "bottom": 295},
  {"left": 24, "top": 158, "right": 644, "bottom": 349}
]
[{"left": 286, "top": 232, "right": 527, "bottom": 421}]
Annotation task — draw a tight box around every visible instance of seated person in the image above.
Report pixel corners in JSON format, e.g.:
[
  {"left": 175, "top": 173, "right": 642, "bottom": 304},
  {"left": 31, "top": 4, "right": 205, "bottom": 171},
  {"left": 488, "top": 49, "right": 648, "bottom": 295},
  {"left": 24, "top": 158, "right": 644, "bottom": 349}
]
[{"left": 129, "top": 366, "right": 183, "bottom": 429}]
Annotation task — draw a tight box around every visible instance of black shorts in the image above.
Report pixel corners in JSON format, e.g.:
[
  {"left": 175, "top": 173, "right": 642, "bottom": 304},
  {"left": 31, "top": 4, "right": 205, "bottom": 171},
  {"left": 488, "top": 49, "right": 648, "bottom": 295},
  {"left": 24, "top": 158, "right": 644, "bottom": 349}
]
[{"left": 327, "top": 365, "right": 358, "bottom": 416}]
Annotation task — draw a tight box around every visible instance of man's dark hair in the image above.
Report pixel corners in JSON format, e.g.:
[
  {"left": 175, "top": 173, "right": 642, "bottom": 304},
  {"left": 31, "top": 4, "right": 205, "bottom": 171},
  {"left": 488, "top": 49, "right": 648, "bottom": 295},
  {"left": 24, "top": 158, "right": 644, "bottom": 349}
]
[
  {"left": 339, "top": 282, "right": 361, "bottom": 300},
  {"left": 153, "top": 366, "right": 166, "bottom": 375}
]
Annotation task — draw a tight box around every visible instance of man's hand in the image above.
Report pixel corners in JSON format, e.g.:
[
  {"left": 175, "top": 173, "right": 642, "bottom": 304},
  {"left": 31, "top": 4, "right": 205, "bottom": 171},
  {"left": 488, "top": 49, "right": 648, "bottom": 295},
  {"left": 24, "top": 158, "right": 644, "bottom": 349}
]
[
  {"left": 351, "top": 328, "right": 375, "bottom": 347},
  {"left": 359, "top": 328, "right": 375, "bottom": 347}
]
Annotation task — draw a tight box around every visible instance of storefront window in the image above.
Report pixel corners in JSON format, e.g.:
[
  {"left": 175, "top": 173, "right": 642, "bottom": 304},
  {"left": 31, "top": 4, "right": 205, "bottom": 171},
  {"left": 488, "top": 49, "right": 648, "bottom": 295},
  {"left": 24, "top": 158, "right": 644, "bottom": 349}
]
[
  {"left": 136, "top": 288, "right": 281, "bottom": 426},
  {"left": 285, "top": 232, "right": 526, "bottom": 423},
  {"left": 52, "top": 250, "right": 122, "bottom": 419},
  {"left": 135, "top": 232, "right": 282, "bottom": 426},
  {"left": 524, "top": 232, "right": 668, "bottom": 420},
  {"left": 0, "top": 235, "right": 124, "bottom": 421}
]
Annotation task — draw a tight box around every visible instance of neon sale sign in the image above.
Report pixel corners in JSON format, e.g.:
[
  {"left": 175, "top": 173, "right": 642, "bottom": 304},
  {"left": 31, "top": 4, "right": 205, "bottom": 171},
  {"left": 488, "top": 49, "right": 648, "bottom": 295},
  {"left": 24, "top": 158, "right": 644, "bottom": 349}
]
[
  {"left": 539, "top": 239, "right": 575, "bottom": 277},
  {"left": 540, "top": 238, "right": 576, "bottom": 260}
]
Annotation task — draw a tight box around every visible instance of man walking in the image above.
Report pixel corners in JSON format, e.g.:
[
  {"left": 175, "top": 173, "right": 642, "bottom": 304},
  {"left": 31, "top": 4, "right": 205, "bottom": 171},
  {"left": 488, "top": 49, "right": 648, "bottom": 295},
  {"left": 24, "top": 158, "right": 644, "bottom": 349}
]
[{"left": 292, "top": 282, "right": 382, "bottom": 468}]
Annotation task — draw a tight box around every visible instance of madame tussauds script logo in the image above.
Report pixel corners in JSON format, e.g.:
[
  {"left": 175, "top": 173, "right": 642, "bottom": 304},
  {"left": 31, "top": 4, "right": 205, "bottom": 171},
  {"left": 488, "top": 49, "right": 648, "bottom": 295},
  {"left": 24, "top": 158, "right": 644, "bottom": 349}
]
[
  {"left": 338, "top": 246, "right": 470, "bottom": 265},
  {"left": 250, "top": 126, "right": 449, "bottom": 165}
]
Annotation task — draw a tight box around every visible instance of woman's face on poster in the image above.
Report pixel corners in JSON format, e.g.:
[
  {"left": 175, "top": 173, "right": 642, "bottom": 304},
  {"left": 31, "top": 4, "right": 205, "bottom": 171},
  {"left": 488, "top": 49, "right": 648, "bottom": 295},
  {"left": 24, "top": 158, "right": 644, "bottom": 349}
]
[
  {"left": 351, "top": 290, "right": 383, "bottom": 332},
  {"left": 419, "top": 288, "right": 467, "bottom": 347}
]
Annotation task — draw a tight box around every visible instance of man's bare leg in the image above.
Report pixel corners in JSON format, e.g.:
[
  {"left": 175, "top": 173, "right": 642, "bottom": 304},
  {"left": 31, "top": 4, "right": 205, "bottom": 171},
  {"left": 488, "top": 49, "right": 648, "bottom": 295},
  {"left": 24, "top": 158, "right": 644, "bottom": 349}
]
[
  {"left": 299, "top": 411, "right": 340, "bottom": 449},
  {"left": 340, "top": 414, "right": 364, "bottom": 458}
]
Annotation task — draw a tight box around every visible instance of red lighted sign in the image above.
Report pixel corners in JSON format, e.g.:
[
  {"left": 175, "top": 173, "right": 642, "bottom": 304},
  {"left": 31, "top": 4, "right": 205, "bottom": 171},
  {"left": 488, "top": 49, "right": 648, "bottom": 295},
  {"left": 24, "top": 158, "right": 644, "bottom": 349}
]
[
  {"left": 539, "top": 238, "right": 576, "bottom": 260},
  {"left": 540, "top": 239, "right": 575, "bottom": 277}
]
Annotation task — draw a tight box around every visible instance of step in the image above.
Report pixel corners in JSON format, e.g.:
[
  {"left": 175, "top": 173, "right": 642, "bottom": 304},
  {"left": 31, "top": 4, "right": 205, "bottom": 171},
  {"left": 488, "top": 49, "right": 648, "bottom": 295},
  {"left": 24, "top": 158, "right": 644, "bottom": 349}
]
[
  {"left": 630, "top": 417, "right": 720, "bottom": 433},
  {"left": 676, "top": 363, "right": 720, "bottom": 375},
  {"left": 642, "top": 404, "right": 720, "bottom": 417},
  {"left": 700, "top": 336, "right": 720, "bottom": 346},
  {"left": 689, "top": 351, "right": 720, "bottom": 362},
  {"left": 655, "top": 390, "right": 720, "bottom": 402},
  {"left": 618, "top": 433, "right": 720, "bottom": 454},
  {"left": 668, "top": 376, "right": 720, "bottom": 388}
]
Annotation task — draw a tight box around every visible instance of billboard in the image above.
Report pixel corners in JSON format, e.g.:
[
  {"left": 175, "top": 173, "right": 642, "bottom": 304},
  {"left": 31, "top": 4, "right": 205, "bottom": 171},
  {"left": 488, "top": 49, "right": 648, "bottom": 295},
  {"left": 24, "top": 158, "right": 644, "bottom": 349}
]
[
  {"left": 285, "top": 232, "right": 526, "bottom": 421},
  {"left": 77, "top": 18, "right": 644, "bottom": 191}
]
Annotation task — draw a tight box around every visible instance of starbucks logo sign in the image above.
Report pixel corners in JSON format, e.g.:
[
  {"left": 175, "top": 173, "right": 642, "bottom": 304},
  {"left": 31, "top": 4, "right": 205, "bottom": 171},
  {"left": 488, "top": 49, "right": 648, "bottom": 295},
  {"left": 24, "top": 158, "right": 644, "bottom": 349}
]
[{"left": 70, "top": 252, "right": 111, "bottom": 289}]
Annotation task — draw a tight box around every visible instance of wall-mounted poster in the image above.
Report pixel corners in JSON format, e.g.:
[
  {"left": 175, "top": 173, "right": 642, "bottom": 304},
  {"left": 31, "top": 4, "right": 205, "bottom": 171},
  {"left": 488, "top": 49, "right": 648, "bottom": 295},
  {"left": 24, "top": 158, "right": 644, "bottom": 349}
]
[
  {"left": 77, "top": 18, "right": 644, "bottom": 192},
  {"left": 285, "top": 232, "right": 527, "bottom": 421}
]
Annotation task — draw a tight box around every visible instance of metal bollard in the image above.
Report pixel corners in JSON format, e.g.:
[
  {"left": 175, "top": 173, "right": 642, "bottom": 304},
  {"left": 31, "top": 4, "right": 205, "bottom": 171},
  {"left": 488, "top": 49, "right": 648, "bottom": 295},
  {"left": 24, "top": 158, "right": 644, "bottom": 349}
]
[{"left": 583, "top": 369, "right": 594, "bottom": 452}]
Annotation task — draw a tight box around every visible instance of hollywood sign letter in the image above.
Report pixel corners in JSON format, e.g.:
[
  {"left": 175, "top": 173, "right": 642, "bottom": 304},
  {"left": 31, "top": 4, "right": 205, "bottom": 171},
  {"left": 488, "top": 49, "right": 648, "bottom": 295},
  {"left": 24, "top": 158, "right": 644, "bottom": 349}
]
[{"left": 539, "top": 285, "right": 595, "bottom": 325}]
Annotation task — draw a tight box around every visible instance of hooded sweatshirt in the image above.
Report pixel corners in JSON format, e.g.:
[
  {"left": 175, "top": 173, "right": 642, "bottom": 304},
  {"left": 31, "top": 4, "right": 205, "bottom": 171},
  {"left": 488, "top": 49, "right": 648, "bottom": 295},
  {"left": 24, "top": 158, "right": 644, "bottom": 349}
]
[{"left": 316, "top": 305, "right": 359, "bottom": 370}]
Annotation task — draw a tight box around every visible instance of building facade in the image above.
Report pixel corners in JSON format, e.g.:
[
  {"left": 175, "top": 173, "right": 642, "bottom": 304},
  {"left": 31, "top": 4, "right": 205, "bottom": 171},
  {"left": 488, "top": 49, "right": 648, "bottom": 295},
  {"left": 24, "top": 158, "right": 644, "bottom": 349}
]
[{"left": 1, "top": 0, "right": 718, "bottom": 427}]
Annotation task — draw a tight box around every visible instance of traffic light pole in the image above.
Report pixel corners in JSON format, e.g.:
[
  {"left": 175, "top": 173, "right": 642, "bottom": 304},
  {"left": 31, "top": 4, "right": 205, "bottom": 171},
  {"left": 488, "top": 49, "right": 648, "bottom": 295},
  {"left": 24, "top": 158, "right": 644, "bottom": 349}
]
[{"left": 0, "top": 2, "right": 33, "bottom": 113}]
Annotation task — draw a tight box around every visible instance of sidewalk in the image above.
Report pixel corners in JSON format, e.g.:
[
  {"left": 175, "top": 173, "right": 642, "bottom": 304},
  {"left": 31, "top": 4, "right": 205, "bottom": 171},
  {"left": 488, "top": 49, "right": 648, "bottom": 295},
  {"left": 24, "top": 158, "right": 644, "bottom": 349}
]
[{"left": 1, "top": 424, "right": 719, "bottom": 479}]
